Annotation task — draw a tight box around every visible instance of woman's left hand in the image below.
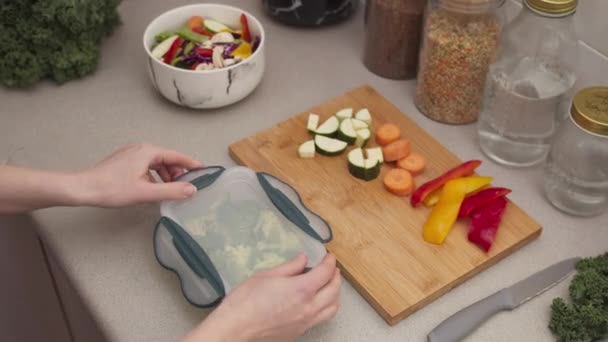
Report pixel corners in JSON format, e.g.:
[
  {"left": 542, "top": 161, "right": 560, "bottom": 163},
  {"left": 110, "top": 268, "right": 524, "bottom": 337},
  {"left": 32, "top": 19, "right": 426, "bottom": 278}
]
[{"left": 80, "top": 143, "right": 203, "bottom": 207}]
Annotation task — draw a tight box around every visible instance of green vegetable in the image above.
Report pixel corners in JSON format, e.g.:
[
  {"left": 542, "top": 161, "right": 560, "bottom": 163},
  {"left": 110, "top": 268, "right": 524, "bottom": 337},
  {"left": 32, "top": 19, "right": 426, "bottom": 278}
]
[
  {"left": 176, "top": 27, "right": 209, "bottom": 43},
  {"left": 0, "top": 0, "right": 121, "bottom": 87},
  {"left": 155, "top": 31, "right": 175, "bottom": 43},
  {"left": 184, "top": 41, "right": 195, "bottom": 56},
  {"left": 549, "top": 253, "right": 608, "bottom": 342}
]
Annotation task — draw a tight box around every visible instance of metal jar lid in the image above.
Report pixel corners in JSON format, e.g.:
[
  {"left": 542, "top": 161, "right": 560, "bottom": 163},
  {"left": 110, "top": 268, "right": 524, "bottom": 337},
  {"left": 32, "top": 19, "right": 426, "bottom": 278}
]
[
  {"left": 571, "top": 87, "right": 608, "bottom": 137},
  {"left": 524, "top": 0, "right": 577, "bottom": 16}
]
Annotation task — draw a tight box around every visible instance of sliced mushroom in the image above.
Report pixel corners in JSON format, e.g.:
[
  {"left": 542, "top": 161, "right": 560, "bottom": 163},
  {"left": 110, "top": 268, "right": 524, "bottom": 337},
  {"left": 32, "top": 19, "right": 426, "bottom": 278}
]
[
  {"left": 211, "top": 32, "right": 234, "bottom": 44},
  {"left": 223, "top": 58, "right": 236, "bottom": 67},
  {"left": 212, "top": 46, "right": 225, "bottom": 68},
  {"left": 202, "top": 40, "right": 213, "bottom": 48}
]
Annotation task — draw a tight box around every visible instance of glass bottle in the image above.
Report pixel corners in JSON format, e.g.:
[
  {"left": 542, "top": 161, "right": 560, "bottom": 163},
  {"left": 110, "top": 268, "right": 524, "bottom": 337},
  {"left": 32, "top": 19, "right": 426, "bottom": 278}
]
[
  {"left": 415, "top": 0, "right": 505, "bottom": 124},
  {"left": 478, "top": 0, "right": 578, "bottom": 167},
  {"left": 543, "top": 87, "right": 608, "bottom": 217},
  {"left": 363, "top": 0, "right": 427, "bottom": 79}
]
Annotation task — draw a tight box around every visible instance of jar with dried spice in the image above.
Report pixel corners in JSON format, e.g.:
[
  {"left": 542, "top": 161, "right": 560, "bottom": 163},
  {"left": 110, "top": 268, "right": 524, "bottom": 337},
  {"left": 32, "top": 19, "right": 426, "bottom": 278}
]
[
  {"left": 363, "top": 0, "right": 427, "bottom": 79},
  {"left": 415, "top": 0, "right": 504, "bottom": 124}
]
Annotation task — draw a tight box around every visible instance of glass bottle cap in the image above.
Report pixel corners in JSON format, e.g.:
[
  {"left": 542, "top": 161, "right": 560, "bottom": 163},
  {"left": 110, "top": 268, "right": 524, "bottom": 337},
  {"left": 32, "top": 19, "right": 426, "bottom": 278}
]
[
  {"left": 525, "top": 0, "right": 577, "bottom": 16},
  {"left": 571, "top": 87, "right": 608, "bottom": 136}
]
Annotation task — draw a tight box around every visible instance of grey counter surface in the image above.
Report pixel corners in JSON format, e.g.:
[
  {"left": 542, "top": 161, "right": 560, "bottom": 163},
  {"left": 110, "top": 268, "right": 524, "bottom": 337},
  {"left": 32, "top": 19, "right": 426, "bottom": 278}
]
[{"left": 1, "top": 1, "right": 607, "bottom": 341}]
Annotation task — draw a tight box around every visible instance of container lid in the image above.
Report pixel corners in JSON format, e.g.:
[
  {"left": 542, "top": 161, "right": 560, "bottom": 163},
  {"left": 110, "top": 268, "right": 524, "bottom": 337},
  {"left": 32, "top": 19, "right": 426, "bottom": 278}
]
[
  {"left": 570, "top": 87, "right": 608, "bottom": 137},
  {"left": 524, "top": 0, "right": 577, "bottom": 17},
  {"left": 154, "top": 166, "right": 333, "bottom": 307}
]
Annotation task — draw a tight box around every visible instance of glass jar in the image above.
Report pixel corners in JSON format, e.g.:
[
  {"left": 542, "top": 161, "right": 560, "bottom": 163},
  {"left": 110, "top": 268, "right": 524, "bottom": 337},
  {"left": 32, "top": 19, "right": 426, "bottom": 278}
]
[
  {"left": 363, "top": 0, "right": 427, "bottom": 79},
  {"left": 478, "top": 0, "right": 578, "bottom": 167},
  {"left": 544, "top": 87, "right": 608, "bottom": 217},
  {"left": 415, "top": 0, "right": 504, "bottom": 124}
]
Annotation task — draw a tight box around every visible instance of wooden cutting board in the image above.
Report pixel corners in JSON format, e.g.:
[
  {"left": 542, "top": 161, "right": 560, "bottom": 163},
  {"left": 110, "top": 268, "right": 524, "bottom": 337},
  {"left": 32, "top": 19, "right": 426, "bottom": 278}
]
[{"left": 229, "top": 85, "right": 542, "bottom": 325}]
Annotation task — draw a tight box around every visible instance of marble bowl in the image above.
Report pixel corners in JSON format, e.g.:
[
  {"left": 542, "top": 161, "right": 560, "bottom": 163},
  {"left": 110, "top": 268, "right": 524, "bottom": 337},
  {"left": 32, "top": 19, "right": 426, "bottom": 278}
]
[{"left": 143, "top": 4, "right": 265, "bottom": 109}]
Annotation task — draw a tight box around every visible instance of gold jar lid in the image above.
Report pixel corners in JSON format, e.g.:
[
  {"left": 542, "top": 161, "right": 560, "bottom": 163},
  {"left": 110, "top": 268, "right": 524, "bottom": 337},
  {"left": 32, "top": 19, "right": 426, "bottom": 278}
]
[
  {"left": 571, "top": 87, "right": 608, "bottom": 136},
  {"left": 525, "top": 0, "right": 577, "bottom": 16}
]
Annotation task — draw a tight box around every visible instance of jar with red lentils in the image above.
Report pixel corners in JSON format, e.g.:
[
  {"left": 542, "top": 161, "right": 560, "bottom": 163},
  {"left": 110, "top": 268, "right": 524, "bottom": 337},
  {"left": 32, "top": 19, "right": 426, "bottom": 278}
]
[{"left": 415, "top": 0, "right": 505, "bottom": 124}]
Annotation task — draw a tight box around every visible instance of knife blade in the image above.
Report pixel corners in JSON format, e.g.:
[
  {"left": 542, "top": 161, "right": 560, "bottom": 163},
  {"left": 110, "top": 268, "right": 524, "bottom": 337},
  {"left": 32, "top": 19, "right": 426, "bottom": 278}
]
[{"left": 428, "top": 257, "right": 581, "bottom": 342}]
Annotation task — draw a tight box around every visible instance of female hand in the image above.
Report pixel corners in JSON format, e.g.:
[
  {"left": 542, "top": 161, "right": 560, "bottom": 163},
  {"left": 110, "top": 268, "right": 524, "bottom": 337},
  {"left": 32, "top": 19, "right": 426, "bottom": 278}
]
[
  {"left": 184, "top": 253, "right": 341, "bottom": 342},
  {"left": 81, "top": 143, "right": 203, "bottom": 207}
]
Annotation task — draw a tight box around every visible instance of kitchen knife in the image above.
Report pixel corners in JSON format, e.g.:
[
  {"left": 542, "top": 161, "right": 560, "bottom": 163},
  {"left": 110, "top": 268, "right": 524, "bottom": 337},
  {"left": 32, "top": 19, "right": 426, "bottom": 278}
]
[{"left": 428, "top": 257, "right": 580, "bottom": 342}]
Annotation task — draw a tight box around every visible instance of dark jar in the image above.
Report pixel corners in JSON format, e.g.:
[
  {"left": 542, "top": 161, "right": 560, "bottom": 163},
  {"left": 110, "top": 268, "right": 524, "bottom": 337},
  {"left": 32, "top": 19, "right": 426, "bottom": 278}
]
[
  {"left": 363, "top": 0, "right": 427, "bottom": 80},
  {"left": 263, "top": 0, "right": 358, "bottom": 27}
]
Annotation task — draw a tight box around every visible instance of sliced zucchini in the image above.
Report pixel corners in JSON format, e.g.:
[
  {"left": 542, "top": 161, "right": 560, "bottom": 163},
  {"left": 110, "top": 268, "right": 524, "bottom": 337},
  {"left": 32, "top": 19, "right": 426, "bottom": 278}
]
[
  {"left": 314, "top": 116, "right": 340, "bottom": 137},
  {"left": 337, "top": 118, "right": 357, "bottom": 145},
  {"left": 298, "top": 140, "right": 315, "bottom": 159},
  {"left": 335, "top": 108, "right": 353, "bottom": 121},
  {"left": 355, "top": 108, "right": 372, "bottom": 125},
  {"left": 307, "top": 113, "right": 320, "bottom": 132},
  {"left": 366, "top": 147, "right": 384, "bottom": 164},
  {"left": 352, "top": 118, "right": 369, "bottom": 131},
  {"left": 315, "top": 135, "right": 348, "bottom": 156},
  {"left": 355, "top": 128, "right": 371, "bottom": 147},
  {"left": 348, "top": 148, "right": 381, "bottom": 181},
  {"left": 204, "top": 19, "right": 231, "bottom": 33}
]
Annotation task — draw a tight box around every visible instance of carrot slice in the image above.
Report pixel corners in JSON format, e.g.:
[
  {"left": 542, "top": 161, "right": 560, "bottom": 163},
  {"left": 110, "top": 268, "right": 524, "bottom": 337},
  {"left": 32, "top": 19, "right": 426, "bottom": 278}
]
[
  {"left": 187, "top": 16, "right": 204, "bottom": 30},
  {"left": 384, "top": 169, "right": 415, "bottom": 196},
  {"left": 376, "top": 124, "right": 401, "bottom": 146},
  {"left": 382, "top": 139, "right": 410, "bottom": 162},
  {"left": 397, "top": 152, "right": 427, "bottom": 176}
]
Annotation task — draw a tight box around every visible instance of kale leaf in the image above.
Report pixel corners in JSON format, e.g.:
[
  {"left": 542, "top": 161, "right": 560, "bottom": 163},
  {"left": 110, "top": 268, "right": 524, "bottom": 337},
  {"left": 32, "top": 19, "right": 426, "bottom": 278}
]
[
  {"left": 549, "top": 253, "right": 608, "bottom": 342},
  {"left": 0, "top": 0, "right": 121, "bottom": 87}
]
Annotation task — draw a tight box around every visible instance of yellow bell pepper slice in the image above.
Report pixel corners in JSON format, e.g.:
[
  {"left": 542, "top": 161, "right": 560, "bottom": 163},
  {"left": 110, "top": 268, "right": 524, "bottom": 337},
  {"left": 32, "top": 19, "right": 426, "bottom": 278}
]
[
  {"left": 423, "top": 176, "right": 493, "bottom": 207},
  {"left": 231, "top": 42, "right": 252, "bottom": 59},
  {"left": 422, "top": 176, "right": 493, "bottom": 244}
]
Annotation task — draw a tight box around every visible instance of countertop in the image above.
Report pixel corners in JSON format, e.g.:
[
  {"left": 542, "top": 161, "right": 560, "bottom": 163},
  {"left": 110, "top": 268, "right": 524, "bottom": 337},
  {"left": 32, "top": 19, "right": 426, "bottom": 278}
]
[{"left": 1, "top": 1, "right": 607, "bottom": 341}]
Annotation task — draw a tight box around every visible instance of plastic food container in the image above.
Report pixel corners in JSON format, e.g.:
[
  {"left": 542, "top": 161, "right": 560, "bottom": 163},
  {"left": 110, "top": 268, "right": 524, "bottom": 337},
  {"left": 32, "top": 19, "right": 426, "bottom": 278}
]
[{"left": 154, "top": 166, "right": 333, "bottom": 306}]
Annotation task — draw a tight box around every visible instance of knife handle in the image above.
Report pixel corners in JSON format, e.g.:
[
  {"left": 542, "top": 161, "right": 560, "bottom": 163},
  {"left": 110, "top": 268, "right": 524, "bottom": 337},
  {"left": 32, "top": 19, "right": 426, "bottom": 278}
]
[{"left": 428, "top": 288, "right": 515, "bottom": 342}]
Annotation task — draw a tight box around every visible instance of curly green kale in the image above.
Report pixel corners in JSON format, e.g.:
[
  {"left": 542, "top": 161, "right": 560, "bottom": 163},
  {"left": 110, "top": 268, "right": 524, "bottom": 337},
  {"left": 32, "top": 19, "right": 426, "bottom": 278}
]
[
  {"left": 549, "top": 253, "right": 608, "bottom": 342},
  {"left": 0, "top": 0, "right": 121, "bottom": 87}
]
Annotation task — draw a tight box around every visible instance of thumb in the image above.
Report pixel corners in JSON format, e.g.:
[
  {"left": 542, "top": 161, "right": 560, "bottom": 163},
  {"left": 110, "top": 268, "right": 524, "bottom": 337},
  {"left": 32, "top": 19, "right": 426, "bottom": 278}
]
[
  {"left": 262, "top": 253, "right": 308, "bottom": 277},
  {"left": 138, "top": 182, "right": 197, "bottom": 202}
]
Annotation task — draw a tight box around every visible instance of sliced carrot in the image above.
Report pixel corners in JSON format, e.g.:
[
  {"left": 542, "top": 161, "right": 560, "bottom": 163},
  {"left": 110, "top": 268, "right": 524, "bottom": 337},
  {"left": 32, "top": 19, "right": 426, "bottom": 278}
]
[
  {"left": 384, "top": 169, "right": 415, "bottom": 196},
  {"left": 187, "top": 16, "right": 204, "bottom": 30},
  {"left": 397, "top": 152, "right": 427, "bottom": 176},
  {"left": 382, "top": 139, "right": 410, "bottom": 162},
  {"left": 376, "top": 123, "right": 401, "bottom": 146}
]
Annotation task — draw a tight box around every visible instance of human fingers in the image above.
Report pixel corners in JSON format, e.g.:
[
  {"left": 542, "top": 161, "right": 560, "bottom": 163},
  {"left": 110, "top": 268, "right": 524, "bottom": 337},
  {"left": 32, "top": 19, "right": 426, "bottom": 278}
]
[
  {"left": 311, "top": 269, "right": 341, "bottom": 313},
  {"left": 169, "top": 166, "right": 186, "bottom": 180},
  {"left": 307, "top": 303, "right": 339, "bottom": 329},
  {"left": 147, "top": 146, "right": 203, "bottom": 170},
  {"left": 259, "top": 253, "right": 307, "bottom": 277},
  {"left": 296, "top": 253, "right": 336, "bottom": 294},
  {"left": 136, "top": 181, "right": 197, "bottom": 203}
]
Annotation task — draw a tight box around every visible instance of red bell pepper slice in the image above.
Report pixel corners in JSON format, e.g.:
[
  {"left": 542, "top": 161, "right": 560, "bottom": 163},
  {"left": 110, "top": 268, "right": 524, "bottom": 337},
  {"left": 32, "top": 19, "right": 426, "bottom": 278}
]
[
  {"left": 240, "top": 13, "right": 252, "bottom": 43},
  {"left": 410, "top": 160, "right": 482, "bottom": 207},
  {"left": 194, "top": 47, "right": 213, "bottom": 57},
  {"left": 192, "top": 26, "right": 214, "bottom": 37},
  {"left": 191, "top": 62, "right": 201, "bottom": 70},
  {"left": 458, "top": 187, "right": 512, "bottom": 218},
  {"left": 467, "top": 196, "right": 507, "bottom": 252},
  {"left": 163, "top": 37, "right": 183, "bottom": 64}
]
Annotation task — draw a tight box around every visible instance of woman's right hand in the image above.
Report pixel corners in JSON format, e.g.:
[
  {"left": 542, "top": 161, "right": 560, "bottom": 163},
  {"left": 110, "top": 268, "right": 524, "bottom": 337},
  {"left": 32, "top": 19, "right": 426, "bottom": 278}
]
[{"left": 184, "top": 253, "right": 341, "bottom": 342}]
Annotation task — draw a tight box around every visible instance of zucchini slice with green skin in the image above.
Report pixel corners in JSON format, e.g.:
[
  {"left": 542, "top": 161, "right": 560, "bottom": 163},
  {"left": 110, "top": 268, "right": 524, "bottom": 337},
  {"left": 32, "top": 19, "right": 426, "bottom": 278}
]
[
  {"left": 355, "top": 108, "right": 372, "bottom": 125},
  {"left": 366, "top": 147, "right": 384, "bottom": 164},
  {"left": 348, "top": 148, "right": 381, "bottom": 181},
  {"left": 298, "top": 140, "right": 315, "bottom": 159},
  {"left": 204, "top": 19, "right": 231, "bottom": 33},
  {"left": 315, "top": 135, "right": 347, "bottom": 156},
  {"left": 151, "top": 35, "right": 179, "bottom": 59},
  {"left": 314, "top": 116, "right": 340, "bottom": 137},
  {"left": 352, "top": 118, "right": 369, "bottom": 130},
  {"left": 307, "top": 113, "right": 320, "bottom": 133},
  {"left": 337, "top": 118, "right": 357, "bottom": 145},
  {"left": 335, "top": 108, "right": 353, "bottom": 121},
  {"left": 355, "top": 128, "right": 371, "bottom": 147}
]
